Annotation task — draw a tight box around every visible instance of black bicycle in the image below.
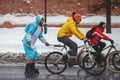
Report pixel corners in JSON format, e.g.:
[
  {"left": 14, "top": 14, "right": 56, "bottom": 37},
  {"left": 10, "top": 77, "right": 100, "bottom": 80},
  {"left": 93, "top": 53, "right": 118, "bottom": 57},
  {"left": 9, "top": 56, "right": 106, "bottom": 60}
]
[{"left": 82, "top": 42, "right": 120, "bottom": 75}]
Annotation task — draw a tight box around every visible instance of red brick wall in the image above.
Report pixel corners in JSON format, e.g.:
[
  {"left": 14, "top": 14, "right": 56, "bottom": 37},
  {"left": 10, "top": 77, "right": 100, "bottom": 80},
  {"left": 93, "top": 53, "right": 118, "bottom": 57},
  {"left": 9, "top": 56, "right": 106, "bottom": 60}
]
[
  {"left": 0, "top": 0, "right": 120, "bottom": 28},
  {"left": 0, "top": 0, "right": 120, "bottom": 16}
]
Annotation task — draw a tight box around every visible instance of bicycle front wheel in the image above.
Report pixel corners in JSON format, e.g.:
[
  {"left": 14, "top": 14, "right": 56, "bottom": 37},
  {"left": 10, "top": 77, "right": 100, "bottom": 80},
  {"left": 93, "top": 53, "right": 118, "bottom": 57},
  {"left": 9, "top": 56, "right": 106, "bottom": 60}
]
[
  {"left": 77, "top": 51, "right": 92, "bottom": 69},
  {"left": 107, "top": 51, "right": 120, "bottom": 73},
  {"left": 83, "top": 53, "right": 106, "bottom": 75},
  {"left": 45, "top": 52, "right": 67, "bottom": 74}
]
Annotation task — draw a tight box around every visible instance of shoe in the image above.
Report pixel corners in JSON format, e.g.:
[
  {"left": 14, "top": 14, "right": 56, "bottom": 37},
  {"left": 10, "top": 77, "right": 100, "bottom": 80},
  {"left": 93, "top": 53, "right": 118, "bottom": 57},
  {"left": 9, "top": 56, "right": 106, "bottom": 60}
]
[
  {"left": 68, "top": 58, "right": 76, "bottom": 67},
  {"left": 25, "top": 68, "right": 39, "bottom": 78},
  {"left": 62, "top": 55, "right": 68, "bottom": 62},
  {"left": 24, "top": 63, "right": 39, "bottom": 78}
]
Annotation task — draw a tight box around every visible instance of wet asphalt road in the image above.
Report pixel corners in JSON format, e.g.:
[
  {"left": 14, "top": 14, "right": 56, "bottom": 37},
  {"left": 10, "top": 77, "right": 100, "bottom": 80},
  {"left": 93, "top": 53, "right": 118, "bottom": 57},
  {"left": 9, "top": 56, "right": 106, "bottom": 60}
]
[{"left": 0, "top": 65, "right": 120, "bottom": 80}]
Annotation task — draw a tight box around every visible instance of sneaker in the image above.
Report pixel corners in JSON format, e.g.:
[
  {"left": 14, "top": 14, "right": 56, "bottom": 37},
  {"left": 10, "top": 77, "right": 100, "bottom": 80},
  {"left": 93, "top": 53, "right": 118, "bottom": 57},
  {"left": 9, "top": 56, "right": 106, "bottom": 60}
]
[{"left": 62, "top": 55, "right": 68, "bottom": 62}]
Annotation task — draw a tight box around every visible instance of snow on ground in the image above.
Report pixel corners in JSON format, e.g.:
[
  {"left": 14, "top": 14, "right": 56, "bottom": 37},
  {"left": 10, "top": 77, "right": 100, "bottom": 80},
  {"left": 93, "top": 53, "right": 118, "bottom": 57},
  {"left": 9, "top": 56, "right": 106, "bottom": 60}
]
[
  {"left": 0, "top": 14, "right": 120, "bottom": 54},
  {"left": 0, "top": 27, "right": 120, "bottom": 55}
]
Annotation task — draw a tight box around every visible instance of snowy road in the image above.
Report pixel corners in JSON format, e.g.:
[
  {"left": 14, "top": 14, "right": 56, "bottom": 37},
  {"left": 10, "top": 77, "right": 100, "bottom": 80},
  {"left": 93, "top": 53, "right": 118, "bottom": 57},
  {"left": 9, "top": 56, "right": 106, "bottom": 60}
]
[{"left": 0, "top": 65, "right": 119, "bottom": 80}]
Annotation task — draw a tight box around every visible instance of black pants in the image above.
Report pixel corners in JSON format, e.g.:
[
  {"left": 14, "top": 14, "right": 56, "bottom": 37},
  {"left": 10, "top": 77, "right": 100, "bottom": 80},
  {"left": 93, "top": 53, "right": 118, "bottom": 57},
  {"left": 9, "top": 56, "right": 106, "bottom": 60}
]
[
  {"left": 92, "top": 41, "right": 106, "bottom": 53},
  {"left": 57, "top": 37, "right": 77, "bottom": 56}
]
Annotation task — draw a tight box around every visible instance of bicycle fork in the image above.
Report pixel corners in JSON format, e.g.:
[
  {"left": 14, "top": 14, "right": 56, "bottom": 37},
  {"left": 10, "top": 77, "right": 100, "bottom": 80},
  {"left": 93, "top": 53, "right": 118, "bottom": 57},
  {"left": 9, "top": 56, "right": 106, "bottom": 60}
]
[{"left": 88, "top": 51, "right": 95, "bottom": 63}]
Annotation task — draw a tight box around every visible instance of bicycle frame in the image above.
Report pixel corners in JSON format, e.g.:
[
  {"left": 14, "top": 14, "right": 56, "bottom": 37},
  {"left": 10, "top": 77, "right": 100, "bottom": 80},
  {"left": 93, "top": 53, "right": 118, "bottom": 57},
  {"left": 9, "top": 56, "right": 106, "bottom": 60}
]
[
  {"left": 77, "top": 40, "right": 94, "bottom": 61},
  {"left": 49, "top": 40, "right": 96, "bottom": 63},
  {"left": 48, "top": 44, "right": 71, "bottom": 60},
  {"left": 102, "top": 43, "right": 117, "bottom": 58}
]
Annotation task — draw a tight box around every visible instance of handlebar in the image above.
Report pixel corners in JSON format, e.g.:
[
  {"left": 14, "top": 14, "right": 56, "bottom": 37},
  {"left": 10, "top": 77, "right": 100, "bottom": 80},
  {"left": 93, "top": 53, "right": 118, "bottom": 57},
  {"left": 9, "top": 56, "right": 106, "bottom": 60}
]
[
  {"left": 48, "top": 44, "right": 67, "bottom": 51},
  {"left": 49, "top": 44, "right": 65, "bottom": 47}
]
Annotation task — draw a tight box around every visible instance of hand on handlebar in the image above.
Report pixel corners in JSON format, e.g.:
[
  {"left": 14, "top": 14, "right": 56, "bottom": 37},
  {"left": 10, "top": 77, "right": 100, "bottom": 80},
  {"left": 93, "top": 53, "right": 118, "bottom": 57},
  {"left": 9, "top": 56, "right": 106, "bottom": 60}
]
[
  {"left": 45, "top": 42, "right": 50, "bottom": 46},
  {"left": 109, "top": 39, "right": 114, "bottom": 44}
]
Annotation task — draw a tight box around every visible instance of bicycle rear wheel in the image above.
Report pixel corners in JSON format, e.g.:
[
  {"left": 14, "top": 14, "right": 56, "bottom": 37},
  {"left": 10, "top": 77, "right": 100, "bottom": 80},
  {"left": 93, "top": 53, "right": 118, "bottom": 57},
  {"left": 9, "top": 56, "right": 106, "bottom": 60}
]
[
  {"left": 83, "top": 53, "right": 106, "bottom": 75},
  {"left": 107, "top": 51, "right": 120, "bottom": 73},
  {"left": 45, "top": 52, "right": 67, "bottom": 74}
]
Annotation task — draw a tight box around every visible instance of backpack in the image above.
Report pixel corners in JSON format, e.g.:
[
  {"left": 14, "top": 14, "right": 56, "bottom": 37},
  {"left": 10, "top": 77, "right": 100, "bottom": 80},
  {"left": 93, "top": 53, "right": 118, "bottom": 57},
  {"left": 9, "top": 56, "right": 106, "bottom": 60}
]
[
  {"left": 25, "top": 23, "right": 37, "bottom": 33},
  {"left": 86, "top": 26, "right": 97, "bottom": 39},
  {"left": 25, "top": 23, "right": 32, "bottom": 33}
]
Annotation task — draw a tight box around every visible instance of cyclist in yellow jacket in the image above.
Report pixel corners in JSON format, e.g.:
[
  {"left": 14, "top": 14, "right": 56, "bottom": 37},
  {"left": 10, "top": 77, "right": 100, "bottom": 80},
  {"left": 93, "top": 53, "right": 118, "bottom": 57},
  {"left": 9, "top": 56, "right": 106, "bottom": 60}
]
[{"left": 57, "top": 13, "right": 86, "bottom": 66}]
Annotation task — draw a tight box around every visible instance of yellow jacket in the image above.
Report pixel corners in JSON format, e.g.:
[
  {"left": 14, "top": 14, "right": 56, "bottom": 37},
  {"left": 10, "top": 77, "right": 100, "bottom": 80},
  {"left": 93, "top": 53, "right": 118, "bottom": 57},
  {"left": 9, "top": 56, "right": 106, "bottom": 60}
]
[
  {"left": 57, "top": 19, "right": 85, "bottom": 40},
  {"left": 66, "top": 16, "right": 73, "bottom": 22}
]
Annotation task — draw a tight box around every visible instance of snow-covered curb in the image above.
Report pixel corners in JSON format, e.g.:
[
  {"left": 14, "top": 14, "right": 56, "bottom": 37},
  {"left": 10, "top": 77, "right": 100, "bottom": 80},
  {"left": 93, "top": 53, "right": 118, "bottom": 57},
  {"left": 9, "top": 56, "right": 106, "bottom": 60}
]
[{"left": 0, "top": 52, "right": 48, "bottom": 64}]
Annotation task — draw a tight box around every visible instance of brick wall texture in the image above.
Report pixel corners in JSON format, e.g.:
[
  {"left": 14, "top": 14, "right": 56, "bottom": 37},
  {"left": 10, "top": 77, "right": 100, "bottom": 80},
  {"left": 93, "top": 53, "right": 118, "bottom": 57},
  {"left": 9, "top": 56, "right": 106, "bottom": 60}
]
[{"left": 0, "top": 0, "right": 120, "bottom": 16}]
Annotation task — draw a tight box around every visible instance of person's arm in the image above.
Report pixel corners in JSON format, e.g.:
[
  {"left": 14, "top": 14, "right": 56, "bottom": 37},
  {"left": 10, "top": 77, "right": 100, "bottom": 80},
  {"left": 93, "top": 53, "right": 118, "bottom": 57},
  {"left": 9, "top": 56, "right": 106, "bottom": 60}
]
[
  {"left": 38, "top": 32, "right": 49, "bottom": 46},
  {"left": 69, "top": 23, "right": 85, "bottom": 40},
  {"left": 94, "top": 28, "right": 110, "bottom": 40}
]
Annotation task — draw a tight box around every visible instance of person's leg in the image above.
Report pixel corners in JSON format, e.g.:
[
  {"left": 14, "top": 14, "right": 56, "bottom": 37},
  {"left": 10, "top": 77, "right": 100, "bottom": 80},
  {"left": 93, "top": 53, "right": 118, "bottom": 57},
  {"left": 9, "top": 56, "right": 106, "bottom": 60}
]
[
  {"left": 57, "top": 37, "right": 77, "bottom": 67},
  {"left": 23, "top": 42, "right": 39, "bottom": 75},
  {"left": 98, "top": 41, "right": 106, "bottom": 53},
  {"left": 92, "top": 43, "right": 102, "bottom": 63},
  {"left": 92, "top": 43, "right": 100, "bottom": 53},
  {"left": 57, "top": 37, "right": 77, "bottom": 57},
  {"left": 25, "top": 49, "right": 39, "bottom": 73},
  {"left": 92, "top": 42, "right": 105, "bottom": 63}
]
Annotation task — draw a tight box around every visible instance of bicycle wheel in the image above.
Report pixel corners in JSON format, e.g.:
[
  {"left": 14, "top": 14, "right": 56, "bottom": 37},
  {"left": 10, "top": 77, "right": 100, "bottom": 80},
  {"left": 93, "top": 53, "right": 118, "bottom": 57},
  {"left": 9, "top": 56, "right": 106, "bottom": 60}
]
[
  {"left": 83, "top": 53, "right": 106, "bottom": 75},
  {"left": 77, "top": 51, "right": 86, "bottom": 69},
  {"left": 112, "top": 51, "right": 120, "bottom": 70},
  {"left": 45, "top": 51, "right": 67, "bottom": 74},
  {"left": 77, "top": 51, "right": 93, "bottom": 69},
  {"left": 107, "top": 51, "right": 120, "bottom": 73}
]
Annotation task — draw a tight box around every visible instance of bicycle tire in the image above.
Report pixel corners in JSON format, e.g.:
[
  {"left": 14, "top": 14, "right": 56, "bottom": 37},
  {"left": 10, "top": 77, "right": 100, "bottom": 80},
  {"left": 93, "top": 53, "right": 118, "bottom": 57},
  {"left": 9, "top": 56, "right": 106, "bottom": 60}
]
[
  {"left": 112, "top": 51, "right": 120, "bottom": 70},
  {"left": 107, "top": 51, "right": 120, "bottom": 73},
  {"left": 45, "top": 51, "right": 67, "bottom": 74},
  {"left": 77, "top": 51, "right": 94, "bottom": 69},
  {"left": 83, "top": 53, "right": 106, "bottom": 75},
  {"left": 77, "top": 51, "right": 87, "bottom": 69}
]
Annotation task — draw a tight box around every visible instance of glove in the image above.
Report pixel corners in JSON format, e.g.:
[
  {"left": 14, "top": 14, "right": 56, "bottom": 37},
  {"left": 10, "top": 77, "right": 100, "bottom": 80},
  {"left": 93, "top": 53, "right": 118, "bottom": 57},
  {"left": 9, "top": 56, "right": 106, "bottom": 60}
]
[
  {"left": 27, "top": 41, "right": 31, "bottom": 48},
  {"left": 109, "top": 39, "right": 114, "bottom": 44},
  {"left": 45, "top": 42, "right": 49, "bottom": 46}
]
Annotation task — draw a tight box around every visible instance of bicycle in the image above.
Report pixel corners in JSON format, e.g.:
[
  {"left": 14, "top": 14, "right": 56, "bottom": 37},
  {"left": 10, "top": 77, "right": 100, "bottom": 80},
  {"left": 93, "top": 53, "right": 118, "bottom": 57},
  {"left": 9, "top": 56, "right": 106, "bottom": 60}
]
[
  {"left": 44, "top": 40, "right": 98, "bottom": 74},
  {"left": 82, "top": 42, "right": 120, "bottom": 75},
  {"left": 107, "top": 50, "right": 120, "bottom": 73}
]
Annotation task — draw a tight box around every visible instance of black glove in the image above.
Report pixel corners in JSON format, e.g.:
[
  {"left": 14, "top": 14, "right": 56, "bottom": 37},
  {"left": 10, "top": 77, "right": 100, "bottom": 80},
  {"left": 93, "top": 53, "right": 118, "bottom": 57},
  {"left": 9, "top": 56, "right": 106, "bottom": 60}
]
[
  {"left": 45, "top": 42, "right": 49, "bottom": 46},
  {"left": 109, "top": 39, "right": 114, "bottom": 44}
]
